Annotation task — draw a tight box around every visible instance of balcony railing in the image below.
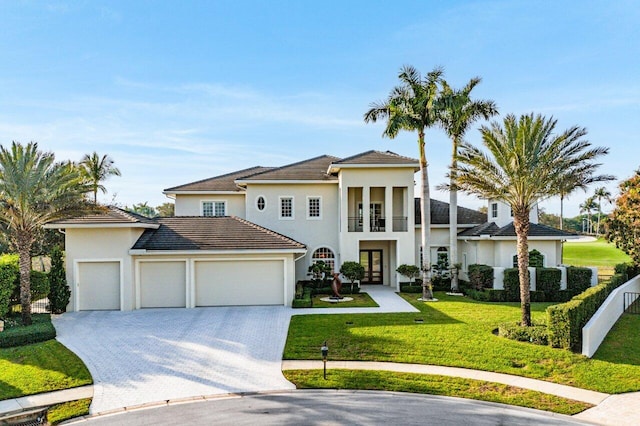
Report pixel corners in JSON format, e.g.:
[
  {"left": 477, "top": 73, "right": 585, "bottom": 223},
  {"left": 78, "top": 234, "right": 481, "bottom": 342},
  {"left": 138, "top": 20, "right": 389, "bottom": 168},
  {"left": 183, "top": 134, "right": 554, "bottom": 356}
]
[
  {"left": 393, "top": 216, "right": 408, "bottom": 232},
  {"left": 370, "top": 217, "right": 386, "bottom": 232},
  {"left": 348, "top": 217, "right": 363, "bottom": 232}
]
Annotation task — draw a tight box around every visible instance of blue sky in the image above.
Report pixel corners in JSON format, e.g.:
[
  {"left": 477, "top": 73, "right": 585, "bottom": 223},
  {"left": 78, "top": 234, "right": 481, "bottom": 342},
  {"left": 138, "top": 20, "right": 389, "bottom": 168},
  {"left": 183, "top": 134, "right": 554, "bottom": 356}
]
[{"left": 1, "top": 1, "right": 638, "bottom": 217}]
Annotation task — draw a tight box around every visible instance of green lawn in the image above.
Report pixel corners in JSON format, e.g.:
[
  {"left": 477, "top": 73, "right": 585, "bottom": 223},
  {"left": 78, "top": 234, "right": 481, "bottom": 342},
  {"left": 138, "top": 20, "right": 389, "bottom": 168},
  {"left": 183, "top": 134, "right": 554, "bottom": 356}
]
[
  {"left": 563, "top": 238, "right": 630, "bottom": 268},
  {"left": 593, "top": 312, "right": 640, "bottom": 363},
  {"left": 0, "top": 339, "right": 92, "bottom": 400},
  {"left": 47, "top": 398, "right": 91, "bottom": 425},
  {"left": 312, "top": 292, "right": 379, "bottom": 308},
  {"left": 284, "top": 370, "right": 592, "bottom": 415},
  {"left": 284, "top": 292, "right": 640, "bottom": 394}
]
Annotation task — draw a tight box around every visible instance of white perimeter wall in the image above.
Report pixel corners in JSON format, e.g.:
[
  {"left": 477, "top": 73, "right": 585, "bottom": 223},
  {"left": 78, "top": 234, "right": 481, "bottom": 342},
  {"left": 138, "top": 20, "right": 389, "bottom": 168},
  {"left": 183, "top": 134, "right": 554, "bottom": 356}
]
[{"left": 582, "top": 275, "right": 640, "bottom": 357}]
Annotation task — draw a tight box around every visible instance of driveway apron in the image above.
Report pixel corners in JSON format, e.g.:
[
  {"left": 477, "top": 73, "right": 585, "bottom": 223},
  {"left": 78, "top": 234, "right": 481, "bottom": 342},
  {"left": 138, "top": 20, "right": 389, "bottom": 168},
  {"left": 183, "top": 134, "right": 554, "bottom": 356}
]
[{"left": 53, "top": 306, "right": 295, "bottom": 414}]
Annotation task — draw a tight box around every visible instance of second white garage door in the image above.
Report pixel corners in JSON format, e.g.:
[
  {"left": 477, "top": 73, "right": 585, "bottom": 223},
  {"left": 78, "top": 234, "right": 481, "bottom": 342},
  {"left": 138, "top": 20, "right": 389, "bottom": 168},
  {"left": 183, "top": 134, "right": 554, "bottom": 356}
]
[
  {"left": 139, "top": 261, "right": 187, "bottom": 308},
  {"left": 195, "top": 260, "right": 284, "bottom": 306}
]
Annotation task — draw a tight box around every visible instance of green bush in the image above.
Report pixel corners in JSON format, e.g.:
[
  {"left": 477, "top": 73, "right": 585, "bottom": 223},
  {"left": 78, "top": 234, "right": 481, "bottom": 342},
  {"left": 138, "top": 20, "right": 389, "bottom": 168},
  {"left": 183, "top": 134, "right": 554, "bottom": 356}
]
[
  {"left": 547, "top": 273, "right": 628, "bottom": 350},
  {"left": 503, "top": 268, "right": 522, "bottom": 301},
  {"left": 432, "top": 275, "right": 451, "bottom": 291},
  {"left": 29, "top": 271, "right": 50, "bottom": 301},
  {"left": 0, "top": 264, "right": 16, "bottom": 319},
  {"left": 468, "top": 264, "right": 493, "bottom": 290},
  {"left": 396, "top": 264, "right": 420, "bottom": 284},
  {"left": 313, "top": 286, "right": 360, "bottom": 295},
  {"left": 498, "top": 321, "right": 548, "bottom": 345},
  {"left": 292, "top": 287, "right": 312, "bottom": 308},
  {"left": 0, "top": 314, "right": 56, "bottom": 348},
  {"left": 400, "top": 284, "right": 423, "bottom": 293},
  {"left": 536, "top": 268, "right": 561, "bottom": 301},
  {"left": 566, "top": 267, "right": 592, "bottom": 296},
  {"left": 614, "top": 263, "right": 640, "bottom": 281},
  {"left": 466, "top": 289, "right": 506, "bottom": 302},
  {"left": 48, "top": 247, "right": 70, "bottom": 314}
]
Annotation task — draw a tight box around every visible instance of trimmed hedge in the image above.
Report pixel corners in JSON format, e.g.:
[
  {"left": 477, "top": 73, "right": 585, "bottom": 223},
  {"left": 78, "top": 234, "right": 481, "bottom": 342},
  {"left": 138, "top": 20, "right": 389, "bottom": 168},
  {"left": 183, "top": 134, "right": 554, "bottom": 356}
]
[
  {"left": 0, "top": 314, "right": 56, "bottom": 348},
  {"left": 536, "top": 268, "right": 561, "bottom": 302},
  {"left": 0, "top": 264, "right": 15, "bottom": 318},
  {"left": 546, "top": 273, "right": 628, "bottom": 350},
  {"left": 614, "top": 263, "right": 640, "bottom": 281},
  {"left": 467, "top": 288, "right": 546, "bottom": 303},
  {"left": 498, "top": 321, "right": 548, "bottom": 345},
  {"left": 292, "top": 287, "right": 312, "bottom": 308},
  {"left": 566, "top": 267, "right": 592, "bottom": 296},
  {"left": 503, "top": 268, "right": 523, "bottom": 301},
  {"left": 468, "top": 264, "right": 493, "bottom": 290}
]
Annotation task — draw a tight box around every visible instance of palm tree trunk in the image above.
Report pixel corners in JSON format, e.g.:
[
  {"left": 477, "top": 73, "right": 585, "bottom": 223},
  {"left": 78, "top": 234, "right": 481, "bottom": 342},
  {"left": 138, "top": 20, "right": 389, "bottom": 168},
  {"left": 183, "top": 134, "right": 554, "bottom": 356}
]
[
  {"left": 17, "top": 232, "right": 33, "bottom": 326},
  {"left": 559, "top": 194, "right": 564, "bottom": 230},
  {"left": 419, "top": 132, "right": 433, "bottom": 300},
  {"left": 596, "top": 199, "right": 602, "bottom": 236},
  {"left": 513, "top": 211, "right": 531, "bottom": 327},
  {"left": 449, "top": 139, "right": 459, "bottom": 292}
]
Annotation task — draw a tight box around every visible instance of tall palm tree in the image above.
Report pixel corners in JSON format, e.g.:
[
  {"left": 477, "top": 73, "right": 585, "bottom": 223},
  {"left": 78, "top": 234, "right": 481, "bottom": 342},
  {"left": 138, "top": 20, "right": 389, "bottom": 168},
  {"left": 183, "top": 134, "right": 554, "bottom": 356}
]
[
  {"left": 0, "top": 142, "right": 92, "bottom": 324},
  {"left": 454, "top": 114, "right": 610, "bottom": 326},
  {"left": 364, "top": 65, "right": 443, "bottom": 300},
  {"left": 594, "top": 187, "right": 612, "bottom": 236},
  {"left": 557, "top": 171, "right": 613, "bottom": 230},
  {"left": 439, "top": 77, "right": 498, "bottom": 292},
  {"left": 80, "top": 152, "right": 121, "bottom": 203},
  {"left": 580, "top": 197, "right": 598, "bottom": 234}
]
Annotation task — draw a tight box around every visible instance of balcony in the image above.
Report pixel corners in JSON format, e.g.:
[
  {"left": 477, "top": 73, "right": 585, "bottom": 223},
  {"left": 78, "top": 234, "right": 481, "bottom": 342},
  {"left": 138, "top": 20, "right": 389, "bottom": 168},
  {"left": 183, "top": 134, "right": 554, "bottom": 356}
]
[
  {"left": 370, "top": 217, "right": 386, "bottom": 232},
  {"left": 393, "top": 216, "right": 408, "bottom": 232},
  {"left": 348, "top": 217, "right": 363, "bottom": 232}
]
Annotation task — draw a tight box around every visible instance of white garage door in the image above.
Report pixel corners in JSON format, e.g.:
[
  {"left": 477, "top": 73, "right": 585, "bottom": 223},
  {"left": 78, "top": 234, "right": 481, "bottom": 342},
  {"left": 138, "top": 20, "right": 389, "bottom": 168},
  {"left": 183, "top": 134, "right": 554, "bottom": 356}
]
[
  {"left": 78, "top": 261, "right": 120, "bottom": 310},
  {"left": 195, "top": 260, "right": 284, "bottom": 306},
  {"left": 140, "top": 261, "right": 186, "bottom": 308}
]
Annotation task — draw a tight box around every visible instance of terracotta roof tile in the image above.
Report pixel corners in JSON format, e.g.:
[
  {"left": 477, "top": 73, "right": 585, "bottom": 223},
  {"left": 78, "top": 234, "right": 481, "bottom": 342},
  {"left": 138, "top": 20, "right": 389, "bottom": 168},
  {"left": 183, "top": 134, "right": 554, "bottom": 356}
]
[
  {"left": 132, "top": 216, "right": 306, "bottom": 251},
  {"left": 47, "top": 206, "right": 158, "bottom": 226},
  {"left": 164, "top": 166, "right": 273, "bottom": 192}
]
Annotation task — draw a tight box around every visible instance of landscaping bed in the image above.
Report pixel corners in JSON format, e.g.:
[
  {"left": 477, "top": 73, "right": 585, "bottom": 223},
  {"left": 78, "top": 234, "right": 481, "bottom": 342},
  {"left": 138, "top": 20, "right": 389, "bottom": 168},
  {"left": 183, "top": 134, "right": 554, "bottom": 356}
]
[{"left": 311, "top": 292, "right": 378, "bottom": 308}]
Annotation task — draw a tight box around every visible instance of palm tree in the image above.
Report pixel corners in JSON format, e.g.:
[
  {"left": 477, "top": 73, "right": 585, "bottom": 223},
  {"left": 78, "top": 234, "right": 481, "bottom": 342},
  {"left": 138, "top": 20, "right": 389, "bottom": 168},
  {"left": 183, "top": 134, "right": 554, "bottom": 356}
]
[
  {"left": 594, "top": 187, "right": 612, "bottom": 236},
  {"left": 439, "top": 77, "right": 498, "bottom": 292},
  {"left": 0, "top": 142, "right": 92, "bottom": 324},
  {"left": 580, "top": 197, "right": 598, "bottom": 234},
  {"left": 364, "top": 65, "right": 444, "bottom": 300},
  {"left": 454, "top": 114, "right": 610, "bottom": 326},
  {"left": 80, "top": 152, "right": 121, "bottom": 203},
  {"left": 557, "top": 171, "right": 613, "bottom": 230}
]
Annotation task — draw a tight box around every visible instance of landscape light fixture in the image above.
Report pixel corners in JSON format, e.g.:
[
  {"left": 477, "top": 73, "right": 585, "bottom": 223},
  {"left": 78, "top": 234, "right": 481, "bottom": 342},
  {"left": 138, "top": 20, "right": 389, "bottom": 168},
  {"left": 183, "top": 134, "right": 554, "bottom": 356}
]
[{"left": 321, "top": 341, "right": 328, "bottom": 379}]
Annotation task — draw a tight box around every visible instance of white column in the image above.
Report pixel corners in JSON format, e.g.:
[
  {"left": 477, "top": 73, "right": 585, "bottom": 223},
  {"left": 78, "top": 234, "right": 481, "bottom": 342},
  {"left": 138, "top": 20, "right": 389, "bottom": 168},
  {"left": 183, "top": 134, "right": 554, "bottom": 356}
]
[
  {"left": 385, "top": 186, "right": 393, "bottom": 232},
  {"left": 363, "top": 186, "right": 371, "bottom": 232}
]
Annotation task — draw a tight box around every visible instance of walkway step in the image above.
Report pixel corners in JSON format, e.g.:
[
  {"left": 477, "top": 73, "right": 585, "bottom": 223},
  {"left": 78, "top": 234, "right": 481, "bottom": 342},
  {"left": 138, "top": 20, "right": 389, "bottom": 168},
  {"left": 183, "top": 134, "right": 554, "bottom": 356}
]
[{"left": 281, "top": 360, "right": 609, "bottom": 405}]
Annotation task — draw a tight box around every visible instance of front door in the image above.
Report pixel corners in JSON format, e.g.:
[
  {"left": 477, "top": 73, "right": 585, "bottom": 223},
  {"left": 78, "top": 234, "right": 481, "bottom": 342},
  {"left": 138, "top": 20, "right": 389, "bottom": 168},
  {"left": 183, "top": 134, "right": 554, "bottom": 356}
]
[{"left": 360, "top": 249, "right": 383, "bottom": 284}]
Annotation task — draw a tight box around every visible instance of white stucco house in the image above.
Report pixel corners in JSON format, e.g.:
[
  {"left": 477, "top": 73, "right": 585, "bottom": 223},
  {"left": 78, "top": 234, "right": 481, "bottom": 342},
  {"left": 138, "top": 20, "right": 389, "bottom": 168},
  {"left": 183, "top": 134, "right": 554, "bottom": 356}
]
[{"left": 46, "top": 150, "right": 576, "bottom": 311}]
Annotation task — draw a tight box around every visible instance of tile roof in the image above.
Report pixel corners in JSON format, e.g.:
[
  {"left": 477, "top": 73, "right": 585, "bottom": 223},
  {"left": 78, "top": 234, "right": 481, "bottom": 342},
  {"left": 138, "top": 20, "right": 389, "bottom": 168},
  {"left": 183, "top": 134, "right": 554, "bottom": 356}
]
[
  {"left": 332, "top": 150, "right": 419, "bottom": 165},
  {"left": 46, "top": 206, "right": 158, "bottom": 227},
  {"left": 458, "top": 222, "right": 578, "bottom": 238},
  {"left": 132, "top": 216, "right": 306, "bottom": 251},
  {"left": 237, "top": 155, "right": 340, "bottom": 181},
  {"left": 415, "top": 198, "right": 487, "bottom": 225},
  {"left": 164, "top": 166, "right": 273, "bottom": 192}
]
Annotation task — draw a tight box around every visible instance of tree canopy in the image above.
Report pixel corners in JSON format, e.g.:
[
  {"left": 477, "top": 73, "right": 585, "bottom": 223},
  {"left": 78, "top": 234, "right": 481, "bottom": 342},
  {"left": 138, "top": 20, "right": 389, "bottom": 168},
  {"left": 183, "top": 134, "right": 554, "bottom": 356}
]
[{"left": 606, "top": 169, "right": 640, "bottom": 264}]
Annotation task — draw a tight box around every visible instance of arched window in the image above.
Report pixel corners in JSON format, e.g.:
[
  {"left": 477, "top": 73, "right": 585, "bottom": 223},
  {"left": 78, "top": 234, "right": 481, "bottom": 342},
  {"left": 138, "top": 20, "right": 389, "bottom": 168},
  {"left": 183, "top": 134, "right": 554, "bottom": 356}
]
[{"left": 312, "top": 247, "right": 335, "bottom": 272}]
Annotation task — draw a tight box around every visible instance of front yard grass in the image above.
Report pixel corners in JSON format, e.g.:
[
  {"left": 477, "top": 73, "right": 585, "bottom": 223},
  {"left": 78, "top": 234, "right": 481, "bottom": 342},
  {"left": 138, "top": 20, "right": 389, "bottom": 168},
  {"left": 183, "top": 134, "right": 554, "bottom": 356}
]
[
  {"left": 312, "top": 292, "right": 378, "bottom": 308},
  {"left": 47, "top": 398, "right": 91, "bottom": 425},
  {"left": 283, "top": 292, "right": 640, "bottom": 394},
  {"left": 284, "top": 370, "right": 592, "bottom": 415},
  {"left": 563, "top": 238, "right": 630, "bottom": 267},
  {"left": 0, "top": 339, "right": 92, "bottom": 400}
]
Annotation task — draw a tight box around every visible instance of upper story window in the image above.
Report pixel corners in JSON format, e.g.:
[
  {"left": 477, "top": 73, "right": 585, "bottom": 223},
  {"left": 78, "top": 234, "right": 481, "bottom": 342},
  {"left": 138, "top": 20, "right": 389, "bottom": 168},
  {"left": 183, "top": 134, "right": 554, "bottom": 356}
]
[
  {"left": 279, "top": 196, "right": 294, "bottom": 219},
  {"left": 256, "top": 196, "right": 266, "bottom": 211},
  {"left": 202, "top": 201, "right": 226, "bottom": 217},
  {"left": 490, "top": 202, "right": 498, "bottom": 219},
  {"left": 307, "top": 196, "right": 321, "bottom": 219}
]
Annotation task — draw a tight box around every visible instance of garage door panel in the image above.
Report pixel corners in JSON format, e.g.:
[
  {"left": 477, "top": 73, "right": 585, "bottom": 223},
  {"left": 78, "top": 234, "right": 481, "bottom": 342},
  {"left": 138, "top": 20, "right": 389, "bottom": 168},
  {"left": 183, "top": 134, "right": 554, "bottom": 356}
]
[
  {"left": 79, "top": 262, "right": 120, "bottom": 310},
  {"left": 196, "top": 260, "right": 284, "bottom": 306},
  {"left": 140, "top": 262, "right": 186, "bottom": 308}
]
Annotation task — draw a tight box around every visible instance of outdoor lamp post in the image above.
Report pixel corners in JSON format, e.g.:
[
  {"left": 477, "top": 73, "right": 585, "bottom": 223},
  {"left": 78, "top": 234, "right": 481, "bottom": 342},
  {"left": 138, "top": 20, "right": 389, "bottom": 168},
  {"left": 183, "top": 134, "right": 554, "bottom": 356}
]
[{"left": 321, "top": 341, "right": 328, "bottom": 379}]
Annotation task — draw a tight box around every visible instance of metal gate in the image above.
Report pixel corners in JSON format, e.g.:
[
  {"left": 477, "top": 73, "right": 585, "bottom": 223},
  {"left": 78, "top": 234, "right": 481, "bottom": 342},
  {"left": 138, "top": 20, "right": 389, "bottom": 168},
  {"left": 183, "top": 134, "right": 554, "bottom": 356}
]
[{"left": 624, "top": 292, "right": 640, "bottom": 314}]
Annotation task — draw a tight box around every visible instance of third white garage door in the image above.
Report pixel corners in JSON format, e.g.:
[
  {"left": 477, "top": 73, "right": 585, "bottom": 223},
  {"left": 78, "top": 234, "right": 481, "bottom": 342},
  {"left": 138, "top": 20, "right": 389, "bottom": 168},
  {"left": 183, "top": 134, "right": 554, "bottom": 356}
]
[
  {"left": 195, "top": 260, "right": 284, "bottom": 306},
  {"left": 139, "top": 261, "right": 187, "bottom": 308}
]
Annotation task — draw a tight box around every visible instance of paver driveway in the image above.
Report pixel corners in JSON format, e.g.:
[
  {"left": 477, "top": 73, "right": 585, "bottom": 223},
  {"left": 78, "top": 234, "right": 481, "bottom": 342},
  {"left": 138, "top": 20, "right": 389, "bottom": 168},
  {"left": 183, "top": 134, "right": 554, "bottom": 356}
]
[{"left": 53, "top": 306, "right": 295, "bottom": 414}]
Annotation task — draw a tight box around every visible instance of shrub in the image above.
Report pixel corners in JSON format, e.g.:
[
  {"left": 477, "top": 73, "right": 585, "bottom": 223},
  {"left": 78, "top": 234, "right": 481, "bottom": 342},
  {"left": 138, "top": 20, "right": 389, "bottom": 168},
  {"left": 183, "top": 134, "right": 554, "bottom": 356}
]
[
  {"left": 468, "top": 264, "right": 493, "bottom": 290},
  {"left": 503, "top": 268, "right": 521, "bottom": 301},
  {"left": 400, "top": 284, "right": 423, "bottom": 293},
  {"left": 307, "top": 261, "right": 332, "bottom": 289},
  {"left": 0, "top": 264, "right": 15, "bottom": 319},
  {"left": 340, "top": 261, "right": 365, "bottom": 292},
  {"left": 0, "top": 314, "right": 56, "bottom": 348},
  {"left": 432, "top": 275, "right": 451, "bottom": 291},
  {"left": 498, "top": 321, "right": 548, "bottom": 345},
  {"left": 292, "top": 287, "right": 312, "bottom": 308},
  {"left": 547, "top": 273, "right": 628, "bottom": 350},
  {"left": 396, "top": 264, "right": 420, "bottom": 284},
  {"left": 48, "top": 247, "right": 70, "bottom": 314},
  {"left": 614, "top": 263, "right": 640, "bottom": 281},
  {"left": 566, "top": 267, "right": 592, "bottom": 296},
  {"left": 536, "top": 268, "right": 561, "bottom": 301},
  {"left": 466, "top": 289, "right": 506, "bottom": 302}
]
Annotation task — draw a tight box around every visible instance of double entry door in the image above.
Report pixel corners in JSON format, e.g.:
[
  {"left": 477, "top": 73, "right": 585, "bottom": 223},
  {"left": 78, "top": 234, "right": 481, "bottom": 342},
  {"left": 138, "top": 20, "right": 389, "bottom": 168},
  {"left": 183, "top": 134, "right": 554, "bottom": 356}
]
[{"left": 359, "top": 249, "right": 383, "bottom": 284}]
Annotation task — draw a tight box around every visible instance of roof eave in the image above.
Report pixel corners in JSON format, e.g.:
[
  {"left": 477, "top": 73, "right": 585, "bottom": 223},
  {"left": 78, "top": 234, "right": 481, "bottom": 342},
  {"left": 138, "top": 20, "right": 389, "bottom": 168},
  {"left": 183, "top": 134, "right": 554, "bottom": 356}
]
[
  {"left": 45, "top": 223, "right": 160, "bottom": 230},
  {"left": 234, "top": 179, "right": 338, "bottom": 184},
  {"left": 328, "top": 163, "right": 420, "bottom": 174},
  {"left": 130, "top": 248, "right": 307, "bottom": 255},
  {"left": 163, "top": 190, "right": 245, "bottom": 195}
]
